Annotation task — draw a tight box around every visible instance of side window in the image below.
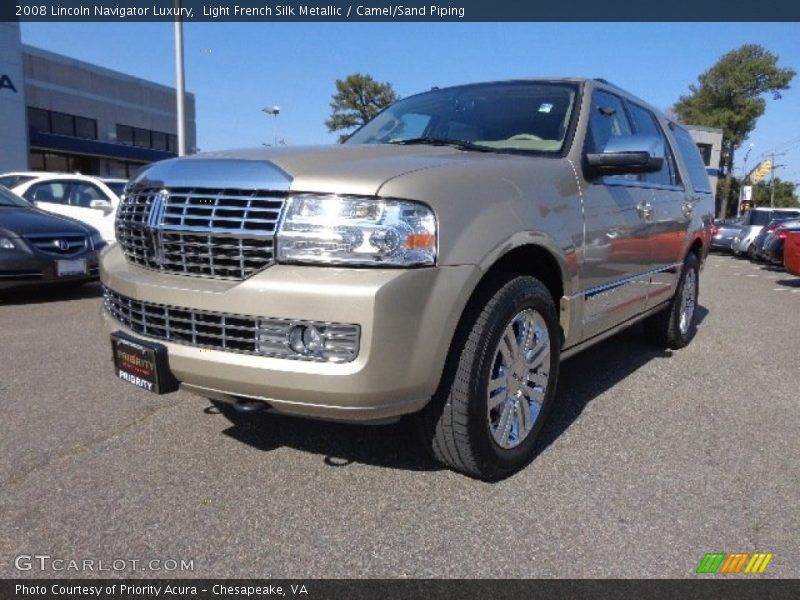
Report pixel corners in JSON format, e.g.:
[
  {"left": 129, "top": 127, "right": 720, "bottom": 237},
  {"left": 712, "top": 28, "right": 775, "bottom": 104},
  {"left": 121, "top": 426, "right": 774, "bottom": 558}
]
[
  {"left": 23, "top": 182, "right": 71, "bottom": 205},
  {"left": 70, "top": 183, "right": 107, "bottom": 208},
  {"left": 627, "top": 103, "right": 679, "bottom": 187},
  {"left": 670, "top": 125, "right": 712, "bottom": 193},
  {"left": 586, "top": 91, "right": 633, "bottom": 153},
  {"left": 586, "top": 91, "right": 635, "bottom": 183}
]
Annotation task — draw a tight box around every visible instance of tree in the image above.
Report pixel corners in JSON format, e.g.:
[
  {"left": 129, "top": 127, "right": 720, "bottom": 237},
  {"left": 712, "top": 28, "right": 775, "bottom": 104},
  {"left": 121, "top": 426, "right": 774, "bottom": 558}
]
[
  {"left": 751, "top": 177, "right": 799, "bottom": 209},
  {"left": 325, "top": 73, "right": 398, "bottom": 142},
  {"left": 673, "top": 45, "right": 795, "bottom": 218}
]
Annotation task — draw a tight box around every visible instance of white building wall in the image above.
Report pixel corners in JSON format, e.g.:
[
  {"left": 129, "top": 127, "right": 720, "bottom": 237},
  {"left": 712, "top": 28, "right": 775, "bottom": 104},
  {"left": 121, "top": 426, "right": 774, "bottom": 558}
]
[{"left": 0, "top": 22, "right": 28, "bottom": 173}]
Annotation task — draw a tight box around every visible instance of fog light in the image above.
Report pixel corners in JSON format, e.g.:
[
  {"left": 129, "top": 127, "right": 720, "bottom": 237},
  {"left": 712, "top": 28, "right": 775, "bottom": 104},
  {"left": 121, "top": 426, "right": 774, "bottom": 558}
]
[
  {"left": 256, "top": 318, "right": 360, "bottom": 362},
  {"left": 288, "top": 324, "right": 323, "bottom": 356}
]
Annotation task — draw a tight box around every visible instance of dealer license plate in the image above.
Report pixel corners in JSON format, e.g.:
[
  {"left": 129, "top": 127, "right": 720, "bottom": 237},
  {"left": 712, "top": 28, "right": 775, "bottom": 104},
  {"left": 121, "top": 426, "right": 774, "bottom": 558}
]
[
  {"left": 56, "top": 259, "right": 87, "bottom": 277},
  {"left": 110, "top": 332, "right": 178, "bottom": 395}
]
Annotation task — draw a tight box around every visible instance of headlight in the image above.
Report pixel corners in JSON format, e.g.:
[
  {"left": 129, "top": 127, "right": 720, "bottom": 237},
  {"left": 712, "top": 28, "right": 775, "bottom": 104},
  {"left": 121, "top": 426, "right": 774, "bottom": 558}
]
[
  {"left": 277, "top": 195, "right": 437, "bottom": 266},
  {"left": 0, "top": 237, "right": 16, "bottom": 250}
]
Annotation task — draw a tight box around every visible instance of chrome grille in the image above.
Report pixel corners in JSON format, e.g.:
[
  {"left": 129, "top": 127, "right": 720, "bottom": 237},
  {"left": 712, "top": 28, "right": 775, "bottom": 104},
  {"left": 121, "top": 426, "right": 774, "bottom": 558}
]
[
  {"left": 116, "top": 187, "right": 285, "bottom": 279},
  {"left": 25, "top": 233, "right": 87, "bottom": 256},
  {"left": 103, "top": 287, "right": 360, "bottom": 363}
]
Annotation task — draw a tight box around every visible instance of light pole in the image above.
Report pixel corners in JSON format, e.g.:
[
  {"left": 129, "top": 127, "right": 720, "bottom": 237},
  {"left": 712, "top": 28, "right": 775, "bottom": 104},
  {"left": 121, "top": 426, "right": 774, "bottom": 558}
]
[
  {"left": 737, "top": 143, "right": 754, "bottom": 217},
  {"left": 262, "top": 105, "right": 280, "bottom": 146},
  {"left": 174, "top": 0, "right": 186, "bottom": 156}
]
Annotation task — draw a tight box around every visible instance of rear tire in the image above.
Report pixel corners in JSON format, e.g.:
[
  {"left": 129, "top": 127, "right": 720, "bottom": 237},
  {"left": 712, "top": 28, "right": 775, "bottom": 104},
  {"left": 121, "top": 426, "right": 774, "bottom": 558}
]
[
  {"left": 644, "top": 253, "right": 700, "bottom": 350},
  {"left": 415, "top": 274, "right": 560, "bottom": 480}
]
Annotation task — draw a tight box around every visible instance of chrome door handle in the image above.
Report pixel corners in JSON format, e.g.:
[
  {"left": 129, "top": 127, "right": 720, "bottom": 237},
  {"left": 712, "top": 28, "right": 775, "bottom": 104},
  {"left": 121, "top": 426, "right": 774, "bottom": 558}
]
[
  {"left": 636, "top": 201, "right": 654, "bottom": 220},
  {"left": 682, "top": 203, "right": 694, "bottom": 217}
]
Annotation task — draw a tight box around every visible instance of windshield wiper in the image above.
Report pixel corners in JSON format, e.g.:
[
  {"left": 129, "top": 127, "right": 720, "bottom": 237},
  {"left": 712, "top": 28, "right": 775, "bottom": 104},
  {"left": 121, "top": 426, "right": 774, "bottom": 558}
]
[{"left": 390, "top": 137, "right": 496, "bottom": 153}]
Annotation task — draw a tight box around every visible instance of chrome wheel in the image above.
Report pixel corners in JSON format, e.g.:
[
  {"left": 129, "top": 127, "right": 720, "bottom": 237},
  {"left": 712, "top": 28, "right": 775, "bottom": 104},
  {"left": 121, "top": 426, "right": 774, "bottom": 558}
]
[
  {"left": 679, "top": 268, "right": 697, "bottom": 335},
  {"left": 487, "top": 308, "right": 551, "bottom": 450}
]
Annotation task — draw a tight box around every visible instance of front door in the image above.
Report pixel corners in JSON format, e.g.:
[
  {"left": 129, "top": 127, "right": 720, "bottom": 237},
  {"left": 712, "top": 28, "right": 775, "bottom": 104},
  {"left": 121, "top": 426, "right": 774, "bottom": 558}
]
[{"left": 579, "top": 90, "right": 655, "bottom": 339}]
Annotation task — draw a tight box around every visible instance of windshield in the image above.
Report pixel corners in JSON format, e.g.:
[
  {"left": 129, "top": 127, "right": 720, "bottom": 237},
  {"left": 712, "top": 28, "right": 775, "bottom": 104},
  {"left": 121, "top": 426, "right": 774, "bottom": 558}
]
[
  {"left": 0, "top": 175, "right": 35, "bottom": 189},
  {"left": 0, "top": 185, "right": 32, "bottom": 208},
  {"left": 346, "top": 81, "right": 579, "bottom": 154},
  {"left": 745, "top": 209, "right": 800, "bottom": 226}
]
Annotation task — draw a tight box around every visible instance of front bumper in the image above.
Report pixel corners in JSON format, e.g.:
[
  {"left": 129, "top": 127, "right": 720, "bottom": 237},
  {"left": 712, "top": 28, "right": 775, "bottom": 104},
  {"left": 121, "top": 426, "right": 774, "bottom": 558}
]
[
  {"left": 0, "top": 248, "right": 99, "bottom": 290},
  {"left": 100, "top": 245, "right": 479, "bottom": 420}
]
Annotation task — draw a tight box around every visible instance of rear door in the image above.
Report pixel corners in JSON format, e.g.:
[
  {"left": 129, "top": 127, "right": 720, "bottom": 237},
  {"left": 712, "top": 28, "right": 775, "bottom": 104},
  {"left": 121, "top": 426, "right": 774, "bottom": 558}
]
[{"left": 624, "top": 102, "right": 688, "bottom": 309}]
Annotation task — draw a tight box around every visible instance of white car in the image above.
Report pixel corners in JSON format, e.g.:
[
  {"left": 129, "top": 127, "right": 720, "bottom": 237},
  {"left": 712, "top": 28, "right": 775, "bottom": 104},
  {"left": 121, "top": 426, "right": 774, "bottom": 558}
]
[
  {"left": 0, "top": 172, "right": 121, "bottom": 243},
  {"left": 731, "top": 207, "right": 800, "bottom": 256}
]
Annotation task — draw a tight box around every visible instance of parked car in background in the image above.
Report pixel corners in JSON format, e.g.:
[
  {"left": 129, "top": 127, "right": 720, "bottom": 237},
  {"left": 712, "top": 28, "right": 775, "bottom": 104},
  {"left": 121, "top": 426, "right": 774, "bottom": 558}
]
[
  {"left": 763, "top": 220, "right": 800, "bottom": 266},
  {"left": 784, "top": 231, "right": 800, "bottom": 277},
  {"left": 0, "top": 185, "right": 105, "bottom": 291},
  {"left": 709, "top": 218, "right": 741, "bottom": 252},
  {"left": 731, "top": 207, "right": 800, "bottom": 257},
  {"left": 750, "top": 218, "right": 787, "bottom": 261},
  {"left": 3, "top": 172, "right": 119, "bottom": 243}
]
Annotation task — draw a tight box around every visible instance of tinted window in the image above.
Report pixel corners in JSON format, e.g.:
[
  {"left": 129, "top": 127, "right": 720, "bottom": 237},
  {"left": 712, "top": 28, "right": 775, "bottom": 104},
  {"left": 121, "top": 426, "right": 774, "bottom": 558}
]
[
  {"left": 117, "top": 125, "right": 134, "bottom": 146},
  {"left": 670, "top": 125, "right": 712, "bottom": 193},
  {"left": 151, "top": 131, "right": 167, "bottom": 151},
  {"left": 134, "top": 128, "right": 151, "bottom": 148},
  {"left": 50, "top": 112, "right": 75, "bottom": 137},
  {"left": 70, "top": 183, "right": 107, "bottom": 207},
  {"left": 24, "top": 182, "right": 71, "bottom": 205},
  {"left": 27, "top": 107, "right": 50, "bottom": 133},
  {"left": 75, "top": 116, "right": 97, "bottom": 140},
  {"left": 627, "top": 103, "right": 679, "bottom": 187}
]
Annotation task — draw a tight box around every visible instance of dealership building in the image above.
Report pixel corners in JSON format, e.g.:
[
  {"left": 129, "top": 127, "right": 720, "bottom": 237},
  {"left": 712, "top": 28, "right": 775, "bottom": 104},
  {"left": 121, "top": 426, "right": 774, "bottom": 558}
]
[{"left": 0, "top": 22, "right": 195, "bottom": 178}]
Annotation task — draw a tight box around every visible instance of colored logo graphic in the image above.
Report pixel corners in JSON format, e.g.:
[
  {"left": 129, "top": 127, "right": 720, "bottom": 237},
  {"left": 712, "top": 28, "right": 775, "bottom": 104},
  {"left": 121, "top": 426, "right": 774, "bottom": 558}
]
[{"left": 696, "top": 552, "right": 773, "bottom": 574}]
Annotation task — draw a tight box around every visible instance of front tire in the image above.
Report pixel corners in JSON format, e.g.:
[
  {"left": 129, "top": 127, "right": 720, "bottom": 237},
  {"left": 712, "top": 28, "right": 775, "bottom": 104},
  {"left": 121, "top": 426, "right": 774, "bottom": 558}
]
[
  {"left": 644, "top": 252, "right": 700, "bottom": 349},
  {"left": 416, "top": 275, "right": 560, "bottom": 480}
]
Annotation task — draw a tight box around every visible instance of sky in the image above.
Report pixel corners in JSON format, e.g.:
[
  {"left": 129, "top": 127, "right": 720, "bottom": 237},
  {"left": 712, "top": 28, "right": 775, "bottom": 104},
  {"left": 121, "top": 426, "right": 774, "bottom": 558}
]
[{"left": 20, "top": 22, "right": 800, "bottom": 183}]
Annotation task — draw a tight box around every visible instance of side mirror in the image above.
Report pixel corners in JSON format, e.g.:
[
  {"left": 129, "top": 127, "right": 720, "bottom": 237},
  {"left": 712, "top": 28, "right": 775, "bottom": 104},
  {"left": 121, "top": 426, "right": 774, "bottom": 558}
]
[
  {"left": 586, "top": 135, "right": 665, "bottom": 176},
  {"left": 89, "top": 199, "right": 113, "bottom": 214}
]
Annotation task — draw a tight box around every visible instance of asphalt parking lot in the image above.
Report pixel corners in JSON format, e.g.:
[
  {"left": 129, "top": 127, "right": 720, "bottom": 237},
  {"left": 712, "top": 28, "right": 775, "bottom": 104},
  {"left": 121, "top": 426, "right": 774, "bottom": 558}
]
[{"left": 1, "top": 253, "right": 798, "bottom": 578}]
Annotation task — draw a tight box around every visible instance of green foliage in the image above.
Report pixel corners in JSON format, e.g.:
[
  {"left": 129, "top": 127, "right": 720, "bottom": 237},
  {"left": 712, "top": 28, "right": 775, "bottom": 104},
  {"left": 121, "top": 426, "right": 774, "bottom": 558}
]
[
  {"left": 673, "top": 44, "right": 795, "bottom": 217},
  {"left": 325, "top": 73, "right": 399, "bottom": 142},
  {"left": 751, "top": 178, "right": 800, "bottom": 209},
  {"left": 675, "top": 45, "right": 794, "bottom": 149}
]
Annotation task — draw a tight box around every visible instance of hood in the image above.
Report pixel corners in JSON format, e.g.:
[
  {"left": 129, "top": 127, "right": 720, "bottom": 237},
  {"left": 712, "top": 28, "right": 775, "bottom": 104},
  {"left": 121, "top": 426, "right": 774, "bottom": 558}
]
[
  {"left": 0, "top": 206, "right": 92, "bottom": 237},
  {"left": 135, "top": 144, "right": 496, "bottom": 197}
]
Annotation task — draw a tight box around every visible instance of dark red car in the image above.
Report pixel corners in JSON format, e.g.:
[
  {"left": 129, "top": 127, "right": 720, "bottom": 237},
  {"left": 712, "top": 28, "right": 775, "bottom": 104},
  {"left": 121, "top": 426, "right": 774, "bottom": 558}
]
[{"left": 785, "top": 230, "right": 800, "bottom": 277}]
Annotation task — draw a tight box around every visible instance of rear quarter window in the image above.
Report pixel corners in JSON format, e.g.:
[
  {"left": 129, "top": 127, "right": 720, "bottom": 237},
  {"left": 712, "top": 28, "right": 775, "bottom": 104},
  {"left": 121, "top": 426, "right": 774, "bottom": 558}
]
[{"left": 670, "top": 125, "right": 712, "bottom": 194}]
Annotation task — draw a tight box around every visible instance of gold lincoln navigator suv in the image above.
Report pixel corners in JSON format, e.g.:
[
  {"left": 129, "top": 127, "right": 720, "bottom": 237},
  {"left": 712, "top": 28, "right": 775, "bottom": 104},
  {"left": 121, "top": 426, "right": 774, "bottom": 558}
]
[{"left": 101, "top": 78, "right": 713, "bottom": 479}]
